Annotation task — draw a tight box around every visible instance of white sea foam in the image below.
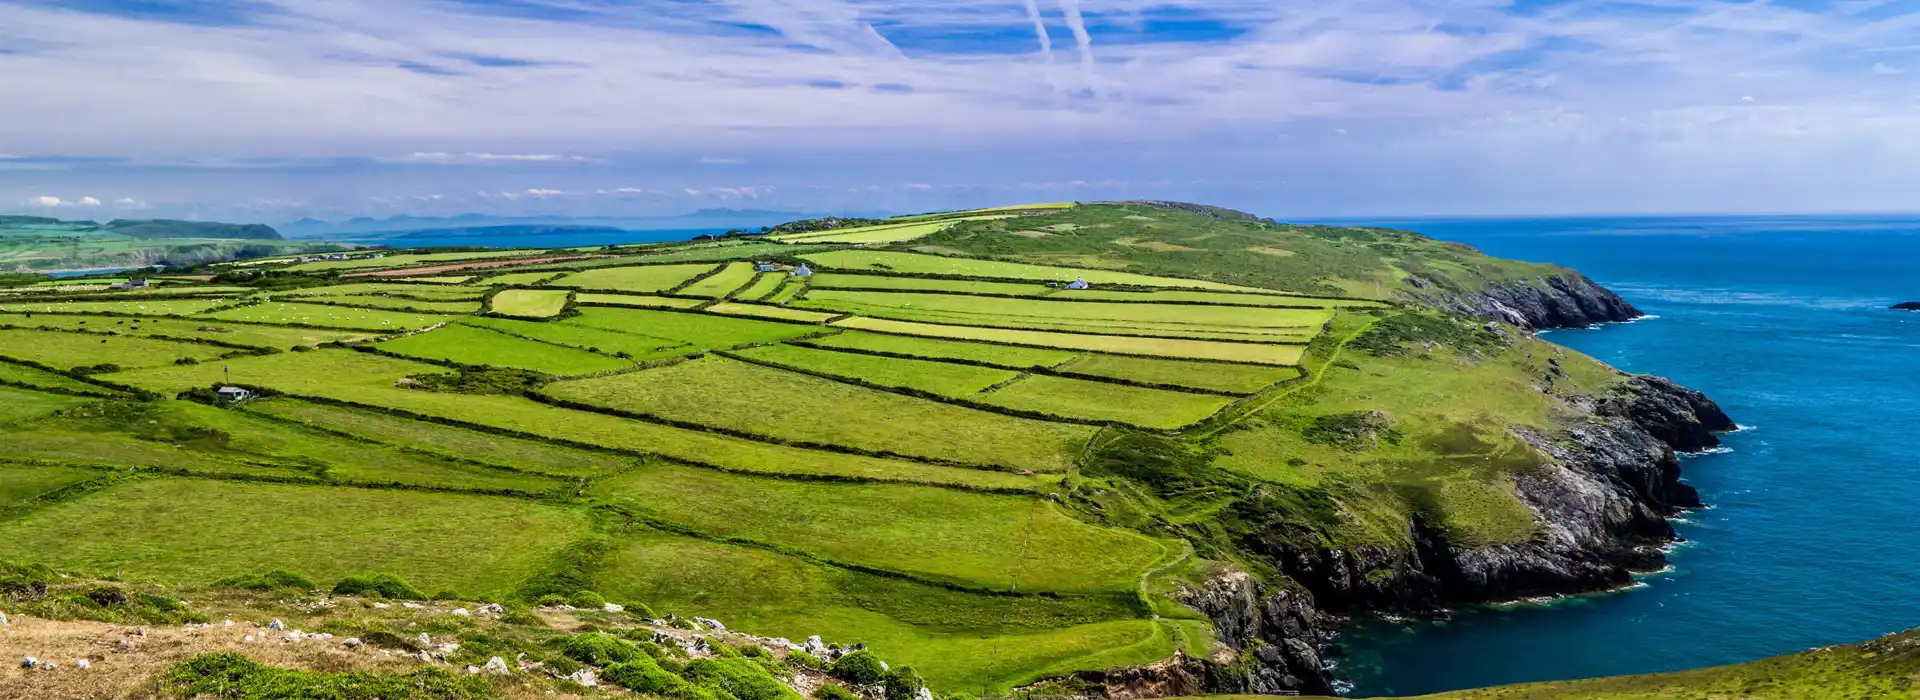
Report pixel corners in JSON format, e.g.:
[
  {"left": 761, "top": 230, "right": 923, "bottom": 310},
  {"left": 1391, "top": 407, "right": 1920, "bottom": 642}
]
[{"left": 1681, "top": 446, "right": 1735, "bottom": 457}]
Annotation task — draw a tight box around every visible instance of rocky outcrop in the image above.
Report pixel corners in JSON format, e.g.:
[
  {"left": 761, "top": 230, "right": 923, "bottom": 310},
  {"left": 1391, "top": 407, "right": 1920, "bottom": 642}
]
[
  {"left": 1411, "top": 272, "right": 1642, "bottom": 331},
  {"left": 1893, "top": 301, "right": 1920, "bottom": 311}
]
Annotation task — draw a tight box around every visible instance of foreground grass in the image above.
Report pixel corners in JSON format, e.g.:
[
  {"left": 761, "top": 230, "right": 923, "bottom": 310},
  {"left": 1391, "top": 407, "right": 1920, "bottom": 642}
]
[
  {"left": 0, "top": 328, "right": 231, "bottom": 370},
  {"left": 0, "top": 479, "right": 590, "bottom": 597},
  {"left": 544, "top": 356, "right": 1095, "bottom": 471}
]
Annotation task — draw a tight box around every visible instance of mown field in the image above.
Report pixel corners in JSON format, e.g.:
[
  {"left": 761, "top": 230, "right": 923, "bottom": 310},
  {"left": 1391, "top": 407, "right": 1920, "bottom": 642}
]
[{"left": 6, "top": 202, "right": 1611, "bottom": 695}]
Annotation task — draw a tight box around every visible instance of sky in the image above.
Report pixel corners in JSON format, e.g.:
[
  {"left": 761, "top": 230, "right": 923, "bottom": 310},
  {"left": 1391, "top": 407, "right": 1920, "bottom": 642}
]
[{"left": 3, "top": 0, "right": 1920, "bottom": 222}]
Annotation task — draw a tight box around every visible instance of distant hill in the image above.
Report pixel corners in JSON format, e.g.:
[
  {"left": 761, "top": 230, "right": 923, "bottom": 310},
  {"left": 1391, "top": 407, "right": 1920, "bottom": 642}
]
[
  {"left": 279, "top": 208, "right": 883, "bottom": 237},
  {"left": 103, "top": 219, "right": 283, "bottom": 240}
]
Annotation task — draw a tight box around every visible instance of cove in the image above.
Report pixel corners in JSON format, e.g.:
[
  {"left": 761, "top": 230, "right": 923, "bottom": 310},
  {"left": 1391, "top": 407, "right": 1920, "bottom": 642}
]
[{"left": 1308, "top": 215, "right": 1920, "bottom": 697}]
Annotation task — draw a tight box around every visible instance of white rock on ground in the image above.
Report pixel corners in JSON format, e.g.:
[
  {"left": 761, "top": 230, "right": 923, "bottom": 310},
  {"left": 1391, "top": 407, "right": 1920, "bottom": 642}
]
[
  {"left": 75, "top": 659, "right": 91, "bottom": 670},
  {"left": 0, "top": 611, "right": 8, "bottom": 628},
  {"left": 372, "top": 602, "right": 391, "bottom": 609},
  {"left": 466, "top": 665, "right": 480, "bottom": 675},
  {"left": 484, "top": 656, "right": 512, "bottom": 675},
  {"left": 451, "top": 608, "right": 471, "bottom": 617},
  {"left": 914, "top": 687, "right": 934, "bottom": 700},
  {"left": 344, "top": 638, "right": 363, "bottom": 648},
  {"left": 569, "top": 668, "right": 598, "bottom": 687},
  {"left": 479, "top": 603, "right": 504, "bottom": 615},
  {"left": 603, "top": 603, "right": 624, "bottom": 613},
  {"left": 694, "top": 617, "right": 726, "bottom": 631},
  {"left": 417, "top": 633, "right": 432, "bottom": 648},
  {"left": 268, "top": 619, "right": 285, "bottom": 630}
]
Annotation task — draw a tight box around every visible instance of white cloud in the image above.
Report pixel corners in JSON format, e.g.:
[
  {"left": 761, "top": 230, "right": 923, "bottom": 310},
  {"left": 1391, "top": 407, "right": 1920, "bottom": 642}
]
[
  {"left": 614, "top": 187, "right": 647, "bottom": 194},
  {"left": 25, "top": 195, "right": 103, "bottom": 207},
  {"left": 114, "top": 197, "right": 146, "bottom": 208},
  {"left": 524, "top": 188, "right": 564, "bottom": 196},
  {"left": 697, "top": 157, "right": 747, "bottom": 165},
  {"left": 76, "top": 196, "right": 101, "bottom": 206},
  {"left": 392, "top": 152, "right": 591, "bottom": 164},
  {"left": 29, "top": 195, "right": 63, "bottom": 207}
]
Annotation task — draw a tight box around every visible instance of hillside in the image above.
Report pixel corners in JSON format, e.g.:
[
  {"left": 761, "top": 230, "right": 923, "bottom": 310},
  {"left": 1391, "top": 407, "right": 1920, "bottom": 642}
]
[
  {"left": 0, "top": 202, "right": 1739, "bottom": 698},
  {"left": 0, "top": 215, "right": 345, "bottom": 272}
]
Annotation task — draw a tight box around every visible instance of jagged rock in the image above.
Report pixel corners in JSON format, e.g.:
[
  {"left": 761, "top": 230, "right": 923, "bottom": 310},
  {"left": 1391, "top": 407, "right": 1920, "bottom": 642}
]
[
  {"left": 604, "top": 603, "right": 624, "bottom": 613},
  {"left": 74, "top": 659, "right": 90, "bottom": 670},
  {"left": 484, "top": 656, "right": 512, "bottom": 675},
  {"left": 344, "top": 637, "right": 363, "bottom": 648},
  {"left": 1413, "top": 271, "right": 1641, "bottom": 330},
  {"left": 1892, "top": 301, "right": 1920, "bottom": 311},
  {"left": 803, "top": 635, "right": 830, "bottom": 657},
  {"left": 569, "top": 667, "right": 599, "bottom": 687},
  {"left": 1174, "top": 572, "right": 1333, "bottom": 695},
  {"left": 267, "top": 619, "right": 284, "bottom": 630},
  {"left": 450, "top": 608, "right": 471, "bottom": 617},
  {"left": 694, "top": 616, "right": 725, "bottom": 631}
]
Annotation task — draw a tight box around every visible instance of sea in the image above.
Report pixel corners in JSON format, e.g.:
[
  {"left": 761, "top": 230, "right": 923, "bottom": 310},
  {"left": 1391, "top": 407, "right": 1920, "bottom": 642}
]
[
  {"left": 314, "top": 227, "right": 726, "bottom": 250},
  {"left": 1300, "top": 215, "right": 1920, "bottom": 697}
]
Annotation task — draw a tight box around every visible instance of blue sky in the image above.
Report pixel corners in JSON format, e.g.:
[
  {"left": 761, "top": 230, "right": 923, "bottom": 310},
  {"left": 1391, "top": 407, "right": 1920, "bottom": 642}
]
[{"left": 3, "top": 0, "right": 1919, "bottom": 221}]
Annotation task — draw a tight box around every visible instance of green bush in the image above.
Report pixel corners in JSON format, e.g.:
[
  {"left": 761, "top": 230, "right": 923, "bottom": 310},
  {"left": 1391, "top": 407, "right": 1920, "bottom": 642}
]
[
  {"left": 213, "top": 569, "right": 316, "bottom": 592},
  {"left": 159, "top": 652, "right": 497, "bottom": 699},
  {"left": 684, "top": 658, "right": 802, "bottom": 700},
  {"left": 831, "top": 651, "right": 886, "bottom": 685},
  {"left": 883, "top": 667, "right": 925, "bottom": 700},
  {"left": 331, "top": 573, "right": 426, "bottom": 600},
  {"left": 560, "top": 631, "right": 640, "bottom": 666},
  {"left": 0, "top": 561, "right": 56, "bottom": 600},
  {"left": 431, "top": 590, "right": 462, "bottom": 601},
  {"left": 605, "top": 658, "right": 691, "bottom": 694},
  {"left": 568, "top": 589, "right": 607, "bottom": 609},
  {"left": 623, "top": 600, "right": 659, "bottom": 618},
  {"left": 814, "top": 685, "right": 859, "bottom": 700},
  {"left": 536, "top": 593, "right": 570, "bottom": 607},
  {"left": 787, "top": 650, "right": 822, "bottom": 670}
]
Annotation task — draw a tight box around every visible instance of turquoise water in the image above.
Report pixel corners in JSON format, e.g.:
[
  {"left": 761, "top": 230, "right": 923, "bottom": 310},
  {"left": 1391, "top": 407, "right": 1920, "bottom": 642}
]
[{"left": 1311, "top": 215, "right": 1920, "bottom": 697}]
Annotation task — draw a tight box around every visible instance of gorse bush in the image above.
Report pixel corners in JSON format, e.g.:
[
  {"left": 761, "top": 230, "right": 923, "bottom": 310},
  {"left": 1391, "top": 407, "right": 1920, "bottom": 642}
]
[
  {"left": 159, "top": 653, "right": 497, "bottom": 699},
  {"left": 883, "top": 666, "right": 926, "bottom": 700},
  {"left": 560, "top": 631, "right": 641, "bottom": 666},
  {"left": 213, "top": 569, "right": 316, "bottom": 592},
  {"left": 331, "top": 573, "right": 426, "bottom": 600},
  {"left": 684, "top": 657, "right": 804, "bottom": 700},
  {"left": 814, "top": 685, "right": 859, "bottom": 700},
  {"left": 831, "top": 651, "right": 886, "bottom": 685},
  {"left": 567, "top": 589, "right": 607, "bottom": 609}
]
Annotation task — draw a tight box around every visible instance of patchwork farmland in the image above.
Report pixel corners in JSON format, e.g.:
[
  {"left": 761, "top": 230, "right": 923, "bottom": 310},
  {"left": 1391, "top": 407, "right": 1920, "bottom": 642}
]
[{"left": 0, "top": 201, "right": 1500, "bottom": 696}]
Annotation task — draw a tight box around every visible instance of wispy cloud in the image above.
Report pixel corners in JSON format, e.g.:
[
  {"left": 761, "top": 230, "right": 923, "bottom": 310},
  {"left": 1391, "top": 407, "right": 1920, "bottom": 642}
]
[{"left": 392, "top": 152, "right": 594, "bottom": 164}]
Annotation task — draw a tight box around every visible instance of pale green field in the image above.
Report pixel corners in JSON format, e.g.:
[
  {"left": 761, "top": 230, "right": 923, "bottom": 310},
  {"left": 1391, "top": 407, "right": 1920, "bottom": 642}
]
[
  {"left": 833, "top": 317, "right": 1306, "bottom": 366},
  {"left": 807, "top": 273, "right": 1050, "bottom": 296},
  {"left": 979, "top": 375, "right": 1235, "bottom": 429},
  {"left": 798, "top": 329, "right": 1078, "bottom": 368},
  {"left": 283, "top": 250, "right": 540, "bottom": 272},
  {"left": 197, "top": 302, "right": 448, "bottom": 331},
  {"left": 549, "top": 263, "right": 715, "bottom": 293},
  {"left": 0, "top": 386, "right": 95, "bottom": 423},
  {"left": 0, "top": 328, "right": 231, "bottom": 370},
  {"left": 0, "top": 297, "right": 238, "bottom": 316},
  {"left": 373, "top": 324, "right": 632, "bottom": 375},
  {"left": 704, "top": 302, "right": 839, "bottom": 323},
  {"left": 0, "top": 313, "right": 370, "bottom": 349},
  {"left": 773, "top": 220, "right": 957, "bottom": 244},
  {"left": 489, "top": 288, "right": 571, "bottom": 318},
  {"left": 1056, "top": 354, "right": 1302, "bottom": 394},
  {"left": 799, "top": 250, "right": 1276, "bottom": 292},
  {"left": 679, "top": 261, "right": 759, "bottom": 297},
  {"left": 730, "top": 343, "right": 1018, "bottom": 397},
  {"left": 574, "top": 293, "right": 707, "bottom": 309}
]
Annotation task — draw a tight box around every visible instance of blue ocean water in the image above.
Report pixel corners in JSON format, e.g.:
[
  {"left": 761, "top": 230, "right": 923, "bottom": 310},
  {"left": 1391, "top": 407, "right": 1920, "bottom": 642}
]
[
  {"left": 317, "top": 227, "right": 727, "bottom": 249},
  {"left": 1310, "top": 215, "right": 1920, "bottom": 697}
]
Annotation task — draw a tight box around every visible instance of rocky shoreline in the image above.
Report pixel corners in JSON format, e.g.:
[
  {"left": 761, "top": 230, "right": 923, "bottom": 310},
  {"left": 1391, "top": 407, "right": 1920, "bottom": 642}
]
[{"left": 1039, "top": 276, "right": 1735, "bottom": 699}]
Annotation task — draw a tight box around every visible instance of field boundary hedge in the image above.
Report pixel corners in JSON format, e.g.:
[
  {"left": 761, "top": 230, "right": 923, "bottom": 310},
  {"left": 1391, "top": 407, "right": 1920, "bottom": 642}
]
[
  {"left": 798, "top": 305, "right": 1316, "bottom": 347},
  {"left": 794, "top": 261, "right": 1383, "bottom": 303},
  {"left": 0, "top": 323, "right": 282, "bottom": 357},
  {"left": 0, "top": 354, "right": 159, "bottom": 400},
  {"left": 236, "top": 403, "right": 595, "bottom": 484},
  {"left": 807, "top": 275, "right": 1364, "bottom": 309},
  {"left": 831, "top": 323, "right": 1304, "bottom": 370},
  {"left": 784, "top": 339, "right": 1255, "bottom": 397}
]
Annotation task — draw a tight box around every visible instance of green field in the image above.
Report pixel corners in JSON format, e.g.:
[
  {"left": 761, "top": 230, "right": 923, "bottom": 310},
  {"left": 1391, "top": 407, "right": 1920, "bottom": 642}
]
[
  {"left": 680, "top": 261, "right": 759, "bottom": 297},
  {"left": 373, "top": 323, "right": 633, "bottom": 375},
  {"left": 0, "top": 328, "right": 232, "bottom": 370},
  {"left": 979, "top": 375, "right": 1234, "bottom": 429},
  {"left": 730, "top": 343, "right": 1018, "bottom": 397},
  {"left": 0, "top": 359, "right": 119, "bottom": 395},
  {"left": 280, "top": 282, "right": 487, "bottom": 300},
  {"left": 798, "top": 289, "right": 1329, "bottom": 340},
  {"left": 299, "top": 294, "right": 483, "bottom": 313},
  {"left": 1056, "top": 354, "right": 1302, "bottom": 394},
  {"left": 799, "top": 329, "right": 1078, "bottom": 368},
  {"left": 807, "top": 273, "right": 1050, "bottom": 296},
  {"left": 243, "top": 398, "right": 638, "bottom": 478},
  {"left": 574, "top": 293, "right": 708, "bottom": 309},
  {"left": 543, "top": 355, "right": 1094, "bottom": 471},
  {"left": 482, "top": 271, "right": 562, "bottom": 286},
  {"left": 766, "top": 280, "right": 803, "bottom": 304},
  {"left": 459, "top": 316, "right": 687, "bottom": 360},
  {"left": 197, "top": 301, "right": 448, "bottom": 331},
  {"left": 833, "top": 317, "right": 1307, "bottom": 366},
  {"left": 0, "top": 386, "right": 96, "bottom": 423},
  {"left": 489, "top": 288, "right": 571, "bottom": 317},
  {"left": 0, "top": 479, "right": 590, "bottom": 596},
  {"left": 0, "top": 464, "right": 105, "bottom": 507},
  {"left": 799, "top": 250, "right": 1275, "bottom": 292},
  {"left": 0, "top": 297, "right": 238, "bottom": 316},
  {"left": 773, "top": 220, "right": 958, "bottom": 244},
  {"left": 0, "top": 313, "right": 370, "bottom": 349},
  {"left": 550, "top": 263, "right": 715, "bottom": 293},
  {"left": 562, "top": 307, "right": 818, "bottom": 352},
  {"left": 704, "top": 302, "right": 840, "bottom": 323},
  {"left": 735, "top": 272, "right": 788, "bottom": 300},
  {"left": 282, "top": 250, "right": 540, "bottom": 272}
]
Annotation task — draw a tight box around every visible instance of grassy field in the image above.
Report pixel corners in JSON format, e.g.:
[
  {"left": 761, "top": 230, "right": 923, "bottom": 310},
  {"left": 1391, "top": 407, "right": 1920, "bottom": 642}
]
[
  {"left": 574, "top": 293, "right": 708, "bottom": 309},
  {"left": 1056, "top": 354, "right": 1302, "bottom": 394},
  {"left": 482, "top": 271, "right": 562, "bottom": 286},
  {"left": 279, "top": 283, "right": 487, "bottom": 300},
  {"left": 833, "top": 317, "right": 1307, "bottom": 366},
  {"left": 979, "top": 375, "right": 1234, "bottom": 429},
  {"left": 197, "top": 302, "right": 447, "bottom": 331},
  {"left": 282, "top": 250, "right": 539, "bottom": 273},
  {"left": 0, "top": 386, "right": 95, "bottom": 423},
  {"left": 798, "top": 250, "right": 1275, "bottom": 292},
  {"left": 0, "top": 360, "right": 119, "bottom": 395},
  {"left": 0, "top": 464, "right": 105, "bottom": 507},
  {"left": 0, "top": 297, "right": 238, "bottom": 316},
  {"left": 373, "top": 324, "right": 633, "bottom": 375},
  {"left": 0, "top": 328, "right": 232, "bottom": 370},
  {"left": 243, "top": 398, "right": 638, "bottom": 478},
  {"left": 459, "top": 316, "right": 687, "bottom": 360},
  {"left": 735, "top": 272, "right": 788, "bottom": 301},
  {"left": 704, "top": 302, "right": 840, "bottom": 323},
  {"left": 105, "top": 349, "right": 1048, "bottom": 492},
  {"left": 680, "top": 261, "right": 759, "bottom": 297},
  {"left": 488, "top": 288, "right": 570, "bottom": 318},
  {"left": 543, "top": 355, "right": 1095, "bottom": 471},
  {"left": 807, "top": 273, "right": 1050, "bottom": 296},
  {"left": 799, "top": 329, "right": 1078, "bottom": 368},
  {"left": 1070, "top": 288, "right": 1376, "bottom": 307},
  {"left": 591, "top": 466, "right": 1163, "bottom": 593},
  {"left": 549, "top": 263, "right": 714, "bottom": 293},
  {"left": 730, "top": 343, "right": 1018, "bottom": 396},
  {"left": 0, "top": 479, "right": 590, "bottom": 597},
  {"left": 773, "top": 220, "right": 958, "bottom": 244},
  {"left": 562, "top": 307, "right": 818, "bottom": 352},
  {"left": 0, "top": 313, "right": 370, "bottom": 349},
  {"left": 296, "top": 294, "right": 483, "bottom": 313},
  {"left": 798, "top": 289, "right": 1329, "bottom": 340}
]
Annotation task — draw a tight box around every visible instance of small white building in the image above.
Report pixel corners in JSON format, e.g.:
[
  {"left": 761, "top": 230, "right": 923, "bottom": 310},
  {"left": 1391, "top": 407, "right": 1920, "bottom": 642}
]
[
  {"left": 216, "top": 386, "right": 254, "bottom": 402},
  {"left": 1065, "top": 277, "right": 1090, "bottom": 290},
  {"left": 793, "top": 265, "right": 813, "bottom": 277}
]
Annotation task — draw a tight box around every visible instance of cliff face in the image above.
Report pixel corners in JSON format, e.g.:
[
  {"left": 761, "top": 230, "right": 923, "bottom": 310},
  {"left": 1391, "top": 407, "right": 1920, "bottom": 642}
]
[{"left": 1410, "top": 272, "right": 1643, "bottom": 330}]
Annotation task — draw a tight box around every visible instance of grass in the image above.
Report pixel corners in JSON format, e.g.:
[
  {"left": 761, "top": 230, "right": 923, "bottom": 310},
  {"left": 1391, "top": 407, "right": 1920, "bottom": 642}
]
[
  {"left": 1413, "top": 628, "right": 1920, "bottom": 699},
  {"left": 372, "top": 324, "right": 633, "bottom": 376},
  {"left": 0, "top": 298, "right": 239, "bottom": 316},
  {"left": 243, "top": 398, "right": 638, "bottom": 478},
  {"left": 798, "top": 329, "right": 1077, "bottom": 368},
  {"left": 807, "top": 273, "right": 1050, "bottom": 296},
  {"left": 730, "top": 343, "right": 1018, "bottom": 396},
  {"left": 544, "top": 356, "right": 1095, "bottom": 471},
  {"left": 1056, "top": 354, "right": 1301, "bottom": 394},
  {"left": 597, "top": 529, "right": 1163, "bottom": 691},
  {"left": 106, "top": 349, "right": 1048, "bottom": 492},
  {"left": 0, "top": 478, "right": 590, "bottom": 597},
  {"left": 798, "top": 289, "right": 1328, "bottom": 340},
  {"left": 0, "top": 328, "right": 231, "bottom": 370},
  {"left": 680, "top": 261, "right": 759, "bottom": 297},
  {"left": 482, "top": 271, "right": 561, "bottom": 286},
  {"left": 1070, "top": 289, "right": 1377, "bottom": 307},
  {"left": 574, "top": 293, "right": 707, "bottom": 309},
  {"left": 704, "top": 302, "right": 839, "bottom": 323},
  {"left": 736, "top": 272, "right": 788, "bottom": 301},
  {"left": 198, "top": 302, "right": 448, "bottom": 332},
  {"left": 773, "top": 220, "right": 957, "bottom": 244},
  {"left": 591, "top": 466, "right": 1163, "bottom": 593},
  {"left": 978, "top": 376, "right": 1234, "bottom": 429},
  {"left": 0, "top": 313, "right": 371, "bottom": 349},
  {"left": 283, "top": 250, "right": 540, "bottom": 273},
  {"left": 833, "top": 317, "right": 1307, "bottom": 366},
  {"left": 0, "top": 386, "right": 96, "bottom": 423},
  {"left": 766, "top": 280, "right": 803, "bottom": 305},
  {"left": 549, "top": 263, "right": 715, "bottom": 293},
  {"left": 296, "top": 295, "right": 482, "bottom": 313},
  {"left": 0, "top": 464, "right": 105, "bottom": 507},
  {"left": 561, "top": 307, "right": 818, "bottom": 352},
  {"left": 280, "top": 283, "right": 488, "bottom": 300},
  {"left": 488, "top": 289, "right": 570, "bottom": 318},
  {"left": 798, "top": 250, "right": 1273, "bottom": 292},
  {"left": 0, "top": 359, "right": 119, "bottom": 395},
  {"left": 458, "top": 316, "right": 686, "bottom": 360}
]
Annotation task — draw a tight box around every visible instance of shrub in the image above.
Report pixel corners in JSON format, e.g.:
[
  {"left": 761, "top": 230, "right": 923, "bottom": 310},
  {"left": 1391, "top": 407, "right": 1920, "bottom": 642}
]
[
  {"left": 214, "top": 569, "right": 316, "bottom": 592},
  {"left": 498, "top": 604, "right": 544, "bottom": 627},
  {"left": 536, "top": 594, "right": 570, "bottom": 607},
  {"left": 159, "top": 652, "right": 497, "bottom": 699},
  {"left": 787, "top": 650, "right": 822, "bottom": 670},
  {"left": 683, "top": 658, "right": 802, "bottom": 700},
  {"left": 1, "top": 561, "right": 56, "bottom": 600},
  {"left": 83, "top": 585, "right": 132, "bottom": 607},
  {"left": 815, "top": 685, "right": 859, "bottom": 700},
  {"left": 567, "top": 589, "right": 607, "bottom": 609},
  {"left": 622, "top": 600, "right": 659, "bottom": 619},
  {"left": 560, "top": 631, "right": 640, "bottom": 666},
  {"left": 605, "top": 659, "right": 691, "bottom": 694},
  {"left": 331, "top": 573, "right": 426, "bottom": 600},
  {"left": 883, "top": 667, "right": 925, "bottom": 700},
  {"left": 431, "top": 590, "right": 462, "bottom": 601},
  {"left": 831, "top": 651, "right": 886, "bottom": 685}
]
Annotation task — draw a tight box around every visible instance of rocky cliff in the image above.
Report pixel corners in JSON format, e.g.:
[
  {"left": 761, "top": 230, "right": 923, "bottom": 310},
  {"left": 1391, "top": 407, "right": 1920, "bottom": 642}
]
[{"left": 1411, "top": 272, "right": 1643, "bottom": 330}]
